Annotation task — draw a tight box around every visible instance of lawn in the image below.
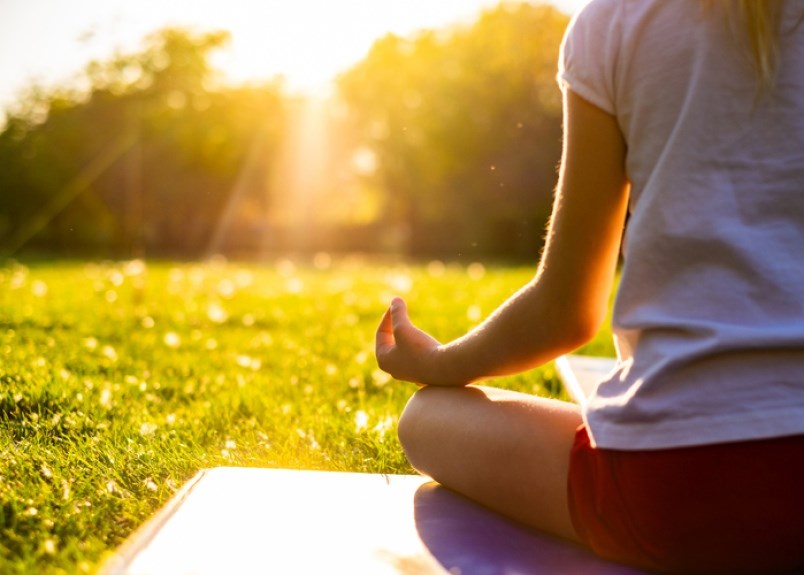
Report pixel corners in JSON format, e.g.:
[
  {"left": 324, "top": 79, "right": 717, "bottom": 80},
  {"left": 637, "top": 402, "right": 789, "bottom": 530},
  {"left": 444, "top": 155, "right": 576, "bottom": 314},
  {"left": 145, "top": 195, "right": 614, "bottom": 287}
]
[{"left": 0, "top": 256, "right": 614, "bottom": 574}]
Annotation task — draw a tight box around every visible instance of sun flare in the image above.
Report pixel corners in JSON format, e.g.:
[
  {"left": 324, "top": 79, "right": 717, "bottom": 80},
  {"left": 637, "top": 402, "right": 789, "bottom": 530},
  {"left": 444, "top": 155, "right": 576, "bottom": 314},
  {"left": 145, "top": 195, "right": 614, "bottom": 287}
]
[{"left": 0, "top": 0, "right": 588, "bottom": 109}]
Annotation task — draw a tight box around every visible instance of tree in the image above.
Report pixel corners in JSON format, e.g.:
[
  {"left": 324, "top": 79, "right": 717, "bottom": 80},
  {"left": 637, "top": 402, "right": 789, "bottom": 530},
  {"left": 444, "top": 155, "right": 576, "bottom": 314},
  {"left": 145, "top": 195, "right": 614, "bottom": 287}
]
[
  {"left": 336, "top": 2, "right": 569, "bottom": 258},
  {"left": 0, "top": 28, "right": 286, "bottom": 257}
]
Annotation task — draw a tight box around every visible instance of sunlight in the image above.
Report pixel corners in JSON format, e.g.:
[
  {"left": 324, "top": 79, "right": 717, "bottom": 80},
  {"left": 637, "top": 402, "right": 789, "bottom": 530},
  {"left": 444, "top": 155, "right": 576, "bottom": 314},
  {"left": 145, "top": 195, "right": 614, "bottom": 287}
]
[
  {"left": 267, "top": 95, "right": 329, "bottom": 252},
  {"left": 0, "top": 0, "right": 524, "bottom": 103},
  {"left": 119, "top": 469, "right": 434, "bottom": 575},
  {"left": 0, "top": 0, "right": 592, "bottom": 132}
]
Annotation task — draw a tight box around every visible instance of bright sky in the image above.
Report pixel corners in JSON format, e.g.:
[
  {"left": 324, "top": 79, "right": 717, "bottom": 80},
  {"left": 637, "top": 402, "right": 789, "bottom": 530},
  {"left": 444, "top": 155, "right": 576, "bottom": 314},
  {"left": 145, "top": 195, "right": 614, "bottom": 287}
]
[{"left": 0, "top": 0, "right": 588, "bottom": 112}]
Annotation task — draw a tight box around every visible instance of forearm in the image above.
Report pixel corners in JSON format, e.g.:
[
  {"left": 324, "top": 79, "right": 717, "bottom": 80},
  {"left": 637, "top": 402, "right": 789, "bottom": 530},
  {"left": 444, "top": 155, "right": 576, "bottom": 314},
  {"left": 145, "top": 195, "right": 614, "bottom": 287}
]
[
  {"left": 431, "top": 271, "right": 603, "bottom": 386},
  {"left": 376, "top": 90, "right": 628, "bottom": 388},
  {"left": 430, "top": 92, "right": 630, "bottom": 386}
]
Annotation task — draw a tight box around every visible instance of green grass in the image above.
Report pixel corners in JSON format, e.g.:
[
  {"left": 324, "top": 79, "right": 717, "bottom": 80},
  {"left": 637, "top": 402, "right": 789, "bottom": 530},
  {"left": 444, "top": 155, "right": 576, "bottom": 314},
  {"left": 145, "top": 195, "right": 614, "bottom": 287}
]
[{"left": 0, "top": 256, "right": 614, "bottom": 574}]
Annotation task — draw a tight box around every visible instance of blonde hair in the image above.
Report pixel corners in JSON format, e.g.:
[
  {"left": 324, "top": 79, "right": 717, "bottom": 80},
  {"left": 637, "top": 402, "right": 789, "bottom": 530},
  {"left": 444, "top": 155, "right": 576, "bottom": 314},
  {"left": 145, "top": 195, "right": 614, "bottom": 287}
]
[
  {"left": 737, "top": 0, "right": 782, "bottom": 88},
  {"left": 714, "top": 0, "right": 783, "bottom": 90}
]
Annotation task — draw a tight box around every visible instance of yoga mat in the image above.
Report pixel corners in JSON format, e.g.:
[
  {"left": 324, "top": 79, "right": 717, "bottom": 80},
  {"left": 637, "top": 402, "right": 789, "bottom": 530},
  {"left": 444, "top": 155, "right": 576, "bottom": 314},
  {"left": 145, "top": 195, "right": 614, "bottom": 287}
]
[{"left": 101, "top": 467, "right": 650, "bottom": 574}]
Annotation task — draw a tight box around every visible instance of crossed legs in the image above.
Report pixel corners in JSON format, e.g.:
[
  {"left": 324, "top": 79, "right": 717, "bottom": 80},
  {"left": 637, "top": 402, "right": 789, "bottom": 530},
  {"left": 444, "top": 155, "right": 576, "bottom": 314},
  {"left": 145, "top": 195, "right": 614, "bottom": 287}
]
[{"left": 398, "top": 384, "right": 583, "bottom": 543}]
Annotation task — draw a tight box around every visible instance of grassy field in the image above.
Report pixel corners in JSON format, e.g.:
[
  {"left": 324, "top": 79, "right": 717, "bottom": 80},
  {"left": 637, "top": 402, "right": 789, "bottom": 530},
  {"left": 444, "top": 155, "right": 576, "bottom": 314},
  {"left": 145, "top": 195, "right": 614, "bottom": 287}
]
[{"left": 0, "top": 256, "right": 614, "bottom": 574}]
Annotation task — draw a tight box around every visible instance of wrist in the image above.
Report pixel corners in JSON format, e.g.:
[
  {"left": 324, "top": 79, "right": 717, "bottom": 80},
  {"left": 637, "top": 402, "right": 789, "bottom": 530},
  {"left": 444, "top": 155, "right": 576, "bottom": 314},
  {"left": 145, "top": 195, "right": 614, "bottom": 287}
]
[{"left": 429, "top": 344, "right": 473, "bottom": 387}]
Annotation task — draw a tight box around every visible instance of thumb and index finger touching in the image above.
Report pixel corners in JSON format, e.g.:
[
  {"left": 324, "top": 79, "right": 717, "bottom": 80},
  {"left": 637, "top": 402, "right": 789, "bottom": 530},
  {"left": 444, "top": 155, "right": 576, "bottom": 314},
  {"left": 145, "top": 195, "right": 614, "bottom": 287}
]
[{"left": 375, "top": 296, "right": 413, "bottom": 353}]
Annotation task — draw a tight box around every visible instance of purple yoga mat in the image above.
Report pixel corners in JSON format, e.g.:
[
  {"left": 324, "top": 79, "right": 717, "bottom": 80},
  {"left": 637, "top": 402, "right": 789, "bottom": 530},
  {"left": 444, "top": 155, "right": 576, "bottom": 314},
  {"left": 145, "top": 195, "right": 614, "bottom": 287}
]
[
  {"left": 414, "top": 481, "right": 650, "bottom": 575},
  {"left": 101, "top": 468, "right": 655, "bottom": 574}
]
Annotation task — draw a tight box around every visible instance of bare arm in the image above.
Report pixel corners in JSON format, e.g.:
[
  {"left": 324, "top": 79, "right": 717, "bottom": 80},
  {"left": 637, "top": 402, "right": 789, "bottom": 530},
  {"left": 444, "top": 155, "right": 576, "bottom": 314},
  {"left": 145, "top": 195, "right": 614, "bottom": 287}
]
[{"left": 376, "top": 90, "right": 630, "bottom": 386}]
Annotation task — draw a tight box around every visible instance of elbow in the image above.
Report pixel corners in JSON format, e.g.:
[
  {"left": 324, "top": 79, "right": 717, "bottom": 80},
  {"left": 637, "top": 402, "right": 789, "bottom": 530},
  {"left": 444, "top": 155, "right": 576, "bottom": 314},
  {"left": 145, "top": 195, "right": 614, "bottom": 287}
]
[{"left": 557, "top": 308, "right": 605, "bottom": 353}]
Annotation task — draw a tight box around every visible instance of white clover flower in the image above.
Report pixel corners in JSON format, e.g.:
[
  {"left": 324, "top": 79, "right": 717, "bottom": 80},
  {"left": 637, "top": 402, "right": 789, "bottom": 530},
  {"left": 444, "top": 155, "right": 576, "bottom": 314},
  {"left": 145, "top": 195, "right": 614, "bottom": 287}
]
[
  {"left": 163, "top": 332, "right": 181, "bottom": 348},
  {"left": 354, "top": 410, "right": 369, "bottom": 432},
  {"left": 31, "top": 280, "right": 48, "bottom": 297}
]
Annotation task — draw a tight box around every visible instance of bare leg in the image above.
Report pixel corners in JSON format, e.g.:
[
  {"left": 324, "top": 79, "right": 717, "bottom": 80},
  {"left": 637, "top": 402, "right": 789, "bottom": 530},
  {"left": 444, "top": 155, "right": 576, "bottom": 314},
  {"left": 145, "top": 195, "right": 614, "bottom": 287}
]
[{"left": 398, "top": 384, "right": 583, "bottom": 543}]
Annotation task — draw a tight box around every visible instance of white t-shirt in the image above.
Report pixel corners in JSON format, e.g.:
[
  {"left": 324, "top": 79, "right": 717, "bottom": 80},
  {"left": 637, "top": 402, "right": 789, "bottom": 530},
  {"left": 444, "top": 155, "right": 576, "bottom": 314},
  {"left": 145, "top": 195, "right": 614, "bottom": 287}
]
[{"left": 558, "top": 0, "right": 804, "bottom": 449}]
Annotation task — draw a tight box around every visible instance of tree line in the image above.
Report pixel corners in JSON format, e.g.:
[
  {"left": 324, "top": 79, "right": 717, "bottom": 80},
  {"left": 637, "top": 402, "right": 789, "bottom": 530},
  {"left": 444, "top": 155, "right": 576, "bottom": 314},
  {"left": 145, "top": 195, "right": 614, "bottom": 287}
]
[{"left": 0, "top": 3, "right": 569, "bottom": 260}]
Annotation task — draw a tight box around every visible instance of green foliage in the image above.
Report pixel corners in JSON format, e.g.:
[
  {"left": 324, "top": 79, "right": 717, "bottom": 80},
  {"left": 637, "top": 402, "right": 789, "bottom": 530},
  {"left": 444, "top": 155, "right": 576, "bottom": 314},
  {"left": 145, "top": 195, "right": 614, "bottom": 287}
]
[
  {"left": 337, "top": 2, "right": 569, "bottom": 257},
  {"left": 0, "top": 28, "right": 286, "bottom": 258},
  {"left": 0, "top": 258, "right": 613, "bottom": 573},
  {"left": 1, "top": 3, "right": 571, "bottom": 260}
]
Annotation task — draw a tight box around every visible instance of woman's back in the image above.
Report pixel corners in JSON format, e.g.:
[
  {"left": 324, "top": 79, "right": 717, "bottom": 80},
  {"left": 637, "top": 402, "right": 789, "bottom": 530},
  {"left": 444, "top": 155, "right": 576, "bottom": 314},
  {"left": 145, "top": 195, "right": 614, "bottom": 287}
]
[{"left": 560, "top": 0, "right": 804, "bottom": 450}]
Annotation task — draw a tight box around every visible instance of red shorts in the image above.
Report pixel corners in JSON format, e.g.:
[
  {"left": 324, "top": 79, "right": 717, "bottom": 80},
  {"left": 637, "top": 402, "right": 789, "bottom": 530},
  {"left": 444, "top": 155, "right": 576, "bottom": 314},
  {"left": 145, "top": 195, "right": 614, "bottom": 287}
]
[{"left": 567, "top": 426, "right": 804, "bottom": 575}]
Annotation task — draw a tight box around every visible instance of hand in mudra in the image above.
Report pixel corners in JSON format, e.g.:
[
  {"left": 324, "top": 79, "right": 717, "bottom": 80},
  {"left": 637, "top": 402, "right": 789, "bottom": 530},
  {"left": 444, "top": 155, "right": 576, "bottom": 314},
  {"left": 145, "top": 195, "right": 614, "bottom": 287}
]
[{"left": 375, "top": 297, "right": 443, "bottom": 386}]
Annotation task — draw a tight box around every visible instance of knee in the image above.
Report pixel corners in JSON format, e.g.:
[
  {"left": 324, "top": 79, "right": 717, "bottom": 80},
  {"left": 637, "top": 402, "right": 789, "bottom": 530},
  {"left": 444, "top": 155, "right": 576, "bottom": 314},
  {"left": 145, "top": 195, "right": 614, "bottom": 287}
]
[
  {"left": 397, "top": 388, "right": 424, "bottom": 454},
  {"left": 397, "top": 386, "right": 437, "bottom": 470}
]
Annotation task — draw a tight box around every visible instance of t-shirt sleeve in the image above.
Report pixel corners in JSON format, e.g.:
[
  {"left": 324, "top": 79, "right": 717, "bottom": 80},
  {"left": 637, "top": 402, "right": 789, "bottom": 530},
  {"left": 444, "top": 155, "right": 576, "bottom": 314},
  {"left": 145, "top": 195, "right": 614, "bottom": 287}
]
[{"left": 557, "top": 0, "right": 622, "bottom": 115}]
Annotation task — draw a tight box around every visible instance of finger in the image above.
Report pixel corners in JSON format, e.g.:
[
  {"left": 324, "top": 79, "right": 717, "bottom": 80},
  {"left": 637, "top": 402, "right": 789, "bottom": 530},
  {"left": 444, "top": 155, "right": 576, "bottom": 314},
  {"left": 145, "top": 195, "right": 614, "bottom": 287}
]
[
  {"left": 389, "top": 297, "right": 411, "bottom": 335},
  {"left": 375, "top": 305, "right": 395, "bottom": 350}
]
